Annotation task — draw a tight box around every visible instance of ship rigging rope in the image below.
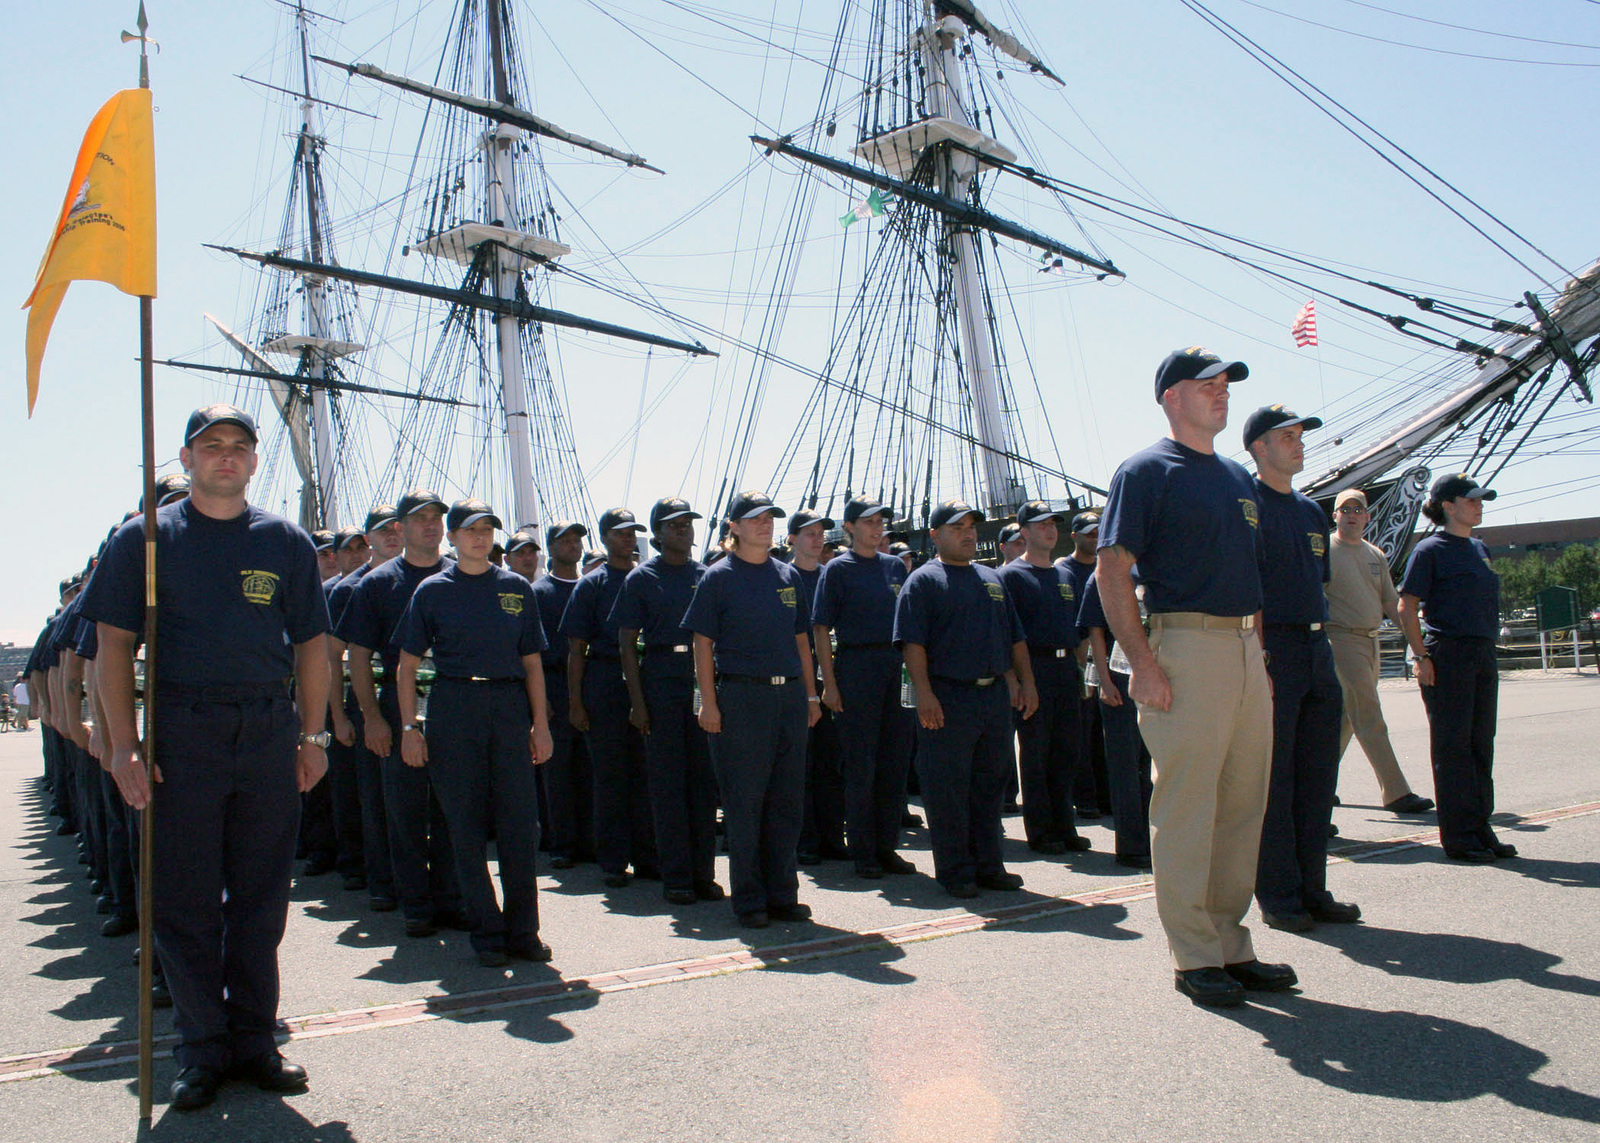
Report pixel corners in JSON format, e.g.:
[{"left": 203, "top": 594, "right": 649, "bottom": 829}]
[
  {"left": 1336, "top": 0, "right": 1600, "bottom": 50},
  {"left": 1179, "top": 0, "right": 1580, "bottom": 293}
]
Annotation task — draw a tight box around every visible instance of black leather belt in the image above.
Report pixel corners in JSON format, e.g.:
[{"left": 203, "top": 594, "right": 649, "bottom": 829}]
[
  {"left": 1028, "top": 645, "right": 1074, "bottom": 658},
  {"left": 838, "top": 642, "right": 894, "bottom": 651},
  {"left": 436, "top": 674, "right": 522, "bottom": 685},
  {"left": 160, "top": 679, "right": 290, "bottom": 702},
  {"left": 1264, "top": 622, "right": 1325, "bottom": 634},
  {"left": 931, "top": 675, "right": 999, "bottom": 688},
  {"left": 717, "top": 674, "right": 796, "bottom": 686},
  {"left": 646, "top": 644, "right": 692, "bottom": 653}
]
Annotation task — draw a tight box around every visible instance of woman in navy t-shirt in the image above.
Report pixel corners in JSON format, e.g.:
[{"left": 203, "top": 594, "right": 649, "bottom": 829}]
[
  {"left": 396, "top": 499, "right": 554, "bottom": 965},
  {"left": 684, "top": 492, "right": 821, "bottom": 928},
  {"left": 1397, "top": 474, "right": 1507, "bottom": 864}
]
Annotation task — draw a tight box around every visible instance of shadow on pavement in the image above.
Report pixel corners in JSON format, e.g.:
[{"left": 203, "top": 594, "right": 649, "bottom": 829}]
[
  {"left": 1306, "top": 923, "right": 1600, "bottom": 995},
  {"left": 1221, "top": 992, "right": 1600, "bottom": 1123}
]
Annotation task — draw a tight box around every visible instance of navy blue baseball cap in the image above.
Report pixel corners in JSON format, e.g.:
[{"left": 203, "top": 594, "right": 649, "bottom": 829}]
[
  {"left": 155, "top": 473, "right": 190, "bottom": 506},
  {"left": 545, "top": 520, "right": 588, "bottom": 547},
  {"left": 843, "top": 496, "right": 892, "bottom": 524},
  {"left": 929, "top": 498, "right": 984, "bottom": 528},
  {"left": 1430, "top": 473, "right": 1497, "bottom": 503},
  {"left": 1154, "top": 347, "right": 1249, "bottom": 403},
  {"left": 788, "top": 508, "right": 834, "bottom": 534},
  {"left": 1243, "top": 404, "right": 1323, "bottom": 450},
  {"left": 1015, "top": 500, "right": 1066, "bottom": 526},
  {"left": 649, "top": 497, "right": 702, "bottom": 531},
  {"left": 727, "top": 491, "right": 785, "bottom": 520},
  {"left": 597, "top": 507, "right": 647, "bottom": 535},
  {"left": 446, "top": 497, "right": 502, "bottom": 531},
  {"left": 998, "top": 522, "right": 1022, "bottom": 544},
  {"left": 506, "top": 530, "right": 541, "bottom": 554},
  {"left": 364, "top": 502, "right": 400, "bottom": 533},
  {"left": 397, "top": 489, "right": 447, "bottom": 517},
  {"left": 1071, "top": 511, "right": 1101, "bottom": 535},
  {"left": 332, "top": 525, "right": 365, "bottom": 552},
  {"left": 184, "top": 403, "right": 259, "bottom": 446},
  {"left": 311, "top": 529, "right": 337, "bottom": 552}
]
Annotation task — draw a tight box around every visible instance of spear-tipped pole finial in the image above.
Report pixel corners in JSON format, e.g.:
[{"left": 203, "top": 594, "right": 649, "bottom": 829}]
[{"left": 121, "top": 1, "right": 158, "bottom": 89}]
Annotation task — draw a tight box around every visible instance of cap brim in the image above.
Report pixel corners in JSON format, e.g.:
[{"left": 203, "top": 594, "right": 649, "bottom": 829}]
[
  {"left": 365, "top": 517, "right": 399, "bottom": 533},
  {"left": 454, "top": 511, "right": 503, "bottom": 531},
  {"left": 847, "top": 506, "right": 893, "bottom": 522},
  {"left": 402, "top": 501, "right": 447, "bottom": 516},
  {"left": 1021, "top": 513, "right": 1067, "bottom": 525},
  {"left": 1194, "top": 360, "right": 1248, "bottom": 382},
  {"left": 654, "top": 510, "right": 702, "bottom": 524},
  {"left": 1465, "top": 488, "right": 1497, "bottom": 501},
  {"left": 1074, "top": 521, "right": 1101, "bottom": 534},
  {"left": 738, "top": 505, "right": 785, "bottom": 519},
  {"left": 185, "top": 416, "right": 258, "bottom": 445},
  {"left": 157, "top": 492, "right": 187, "bottom": 507},
  {"left": 606, "top": 523, "right": 648, "bottom": 533},
  {"left": 507, "top": 539, "right": 541, "bottom": 553},
  {"left": 937, "top": 510, "right": 985, "bottom": 527}
]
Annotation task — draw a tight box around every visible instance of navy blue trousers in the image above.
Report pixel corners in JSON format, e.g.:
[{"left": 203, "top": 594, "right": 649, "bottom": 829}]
[
  {"left": 833, "top": 647, "right": 913, "bottom": 862},
  {"left": 425, "top": 679, "right": 541, "bottom": 953},
  {"left": 1099, "top": 671, "right": 1153, "bottom": 860},
  {"left": 379, "top": 685, "right": 459, "bottom": 923},
  {"left": 642, "top": 671, "right": 717, "bottom": 889},
  {"left": 582, "top": 663, "right": 657, "bottom": 876},
  {"left": 98, "top": 766, "right": 136, "bottom": 919},
  {"left": 541, "top": 672, "right": 594, "bottom": 862},
  {"left": 711, "top": 678, "right": 807, "bottom": 915},
  {"left": 73, "top": 740, "right": 106, "bottom": 880},
  {"left": 917, "top": 681, "right": 1012, "bottom": 888},
  {"left": 799, "top": 705, "right": 846, "bottom": 856},
  {"left": 45, "top": 726, "right": 74, "bottom": 824},
  {"left": 1421, "top": 635, "right": 1499, "bottom": 853},
  {"left": 1016, "top": 653, "right": 1084, "bottom": 848},
  {"left": 1256, "top": 629, "right": 1344, "bottom": 915},
  {"left": 324, "top": 691, "right": 365, "bottom": 875},
  {"left": 152, "top": 690, "right": 300, "bottom": 1071},
  {"left": 349, "top": 700, "right": 395, "bottom": 901}
]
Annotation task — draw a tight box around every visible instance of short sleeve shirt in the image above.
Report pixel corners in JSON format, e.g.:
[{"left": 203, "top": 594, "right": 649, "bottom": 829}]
[
  {"left": 1325, "top": 537, "right": 1398, "bottom": 631},
  {"left": 532, "top": 575, "right": 580, "bottom": 674},
  {"left": 1400, "top": 533, "right": 1500, "bottom": 639},
  {"left": 893, "top": 559, "right": 1023, "bottom": 679},
  {"left": 338, "top": 555, "right": 448, "bottom": 676},
  {"left": 1098, "top": 438, "right": 1264, "bottom": 616},
  {"left": 996, "top": 560, "right": 1081, "bottom": 650},
  {"left": 812, "top": 550, "right": 906, "bottom": 646},
  {"left": 609, "top": 556, "right": 706, "bottom": 679},
  {"left": 398, "top": 564, "right": 545, "bottom": 679},
  {"left": 559, "top": 563, "right": 631, "bottom": 661},
  {"left": 1256, "top": 480, "right": 1331, "bottom": 625},
  {"left": 80, "top": 500, "right": 328, "bottom": 686},
  {"left": 683, "top": 556, "right": 808, "bottom": 677}
]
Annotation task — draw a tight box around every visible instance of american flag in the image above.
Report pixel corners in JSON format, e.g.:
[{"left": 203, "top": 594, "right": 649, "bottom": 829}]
[{"left": 1291, "top": 299, "right": 1318, "bottom": 348}]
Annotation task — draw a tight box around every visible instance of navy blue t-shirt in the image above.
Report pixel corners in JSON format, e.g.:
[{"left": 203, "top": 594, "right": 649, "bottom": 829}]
[
  {"left": 683, "top": 556, "right": 808, "bottom": 677},
  {"left": 1256, "top": 480, "right": 1331, "bottom": 625},
  {"left": 398, "top": 563, "right": 545, "bottom": 679},
  {"left": 326, "top": 561, "right": 372, "bottom": 631},
  {"left": 50, "top": 594, "right": 87, "bottom": 657},
  {"left": 812, "top": 549, "right": 906, "bottom": 645},
  {"left": 893, "top": 559, "right": 1024, "bottom": 680},
  {"left": 559, "top": 563, "right": 631, "bottom": 661},
  {"left": 1098, "top": 438, "right": 1264, "bottom": 616},
  {"left": 337, "top": 554, "right": 448, "bottom": 677},
  {"left": 609, "top": 556, "right": 705, "bottom": 679},
  {"left": 532, "top": 574, "right": 580, "bottom": 674},
  {"left": 73, "top": 610, "right": 98, "bottom": 661},
  {"left": 793, "top": 563, "right": 822, "bottom": 652},
  {"left": 997, "top": 559, "right": 1081, "bottom": 650},
  {"left": 1400, "top": 533, "right": 1500, "bottom": 639},
  {"left": 80, "top": 500, "right": 328, "bottom": 686}
]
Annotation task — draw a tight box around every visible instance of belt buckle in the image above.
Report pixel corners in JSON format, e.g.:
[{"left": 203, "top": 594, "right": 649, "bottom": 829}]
[
  {"left": 671, "top": 644, "right": 689, "bottom": 653},
  {"left": 1241, "top": 615, "right": 1255, "bottom": 631},
  {"left": 769, "top": 676, "right": 784, "bottom": 686},
  {"left": 469, "top": 676, "right": 490, "bottom": 683},
  {"left": 1054, "top": 649, "right": 1068, "bottom": 658},
  {"left": 1310, "top": 623, "right": 1323, "bottom": 632},
  {"left": 975, "top": 676, "right": 996, "bottom": 687}
]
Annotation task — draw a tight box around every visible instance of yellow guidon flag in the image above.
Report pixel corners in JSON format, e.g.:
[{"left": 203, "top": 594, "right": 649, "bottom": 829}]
[{"left": 22, "top": 88, "right": 157, "bottom": 415}]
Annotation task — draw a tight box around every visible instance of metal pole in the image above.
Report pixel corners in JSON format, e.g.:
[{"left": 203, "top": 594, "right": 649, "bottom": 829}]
[{"left": 296, "top": 3, "right": 338, "bottom": 528}]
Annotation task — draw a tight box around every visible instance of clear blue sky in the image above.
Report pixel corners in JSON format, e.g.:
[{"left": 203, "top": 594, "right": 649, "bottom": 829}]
[{"left": 5, "top": 0, "right": 1598, "bottom": 645}]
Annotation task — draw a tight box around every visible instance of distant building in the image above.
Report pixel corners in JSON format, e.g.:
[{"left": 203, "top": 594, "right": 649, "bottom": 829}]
[
  {"left": 1471, "top": 517, "right": 1600, "bottom": 560},
  {"left": 0, "top": 645, "right": 33, "bottom": 683}
]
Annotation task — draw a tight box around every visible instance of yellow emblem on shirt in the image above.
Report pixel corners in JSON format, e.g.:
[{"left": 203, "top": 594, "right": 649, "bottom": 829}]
[
  {"left": 1058, "top": 583, "right": 1076, "bottom": 603},
  {"left": 779, "top": 586, "right": 797, "bottom": 608},
  {"left": 1309, "top": 533, "right": 1326, "bottom": 558},
  {"left": 240, "top": 569, "right": 279, "bottom": 606},
  {"left": 1240, "top": 499, "right": 1259, "bottom": 529},
  {"left": 499, "top": 593, "right": 524, "bottom": 616},
  {"left": 986, "top": 583, "right": 1005, "bottom": 602}
]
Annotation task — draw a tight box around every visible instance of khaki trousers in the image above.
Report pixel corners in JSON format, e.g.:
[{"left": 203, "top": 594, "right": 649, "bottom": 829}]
[
  {"left": 1138, "top": 624, "right": 1272, "bottom": 970},
  {"left": 1327, "top": 628, "right": 1413, "bottom": 805}
]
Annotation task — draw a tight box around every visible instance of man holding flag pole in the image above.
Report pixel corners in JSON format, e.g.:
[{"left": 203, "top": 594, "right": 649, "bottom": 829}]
[{"left": 25, "top": 4, "right": 332, "bottom": 1119}]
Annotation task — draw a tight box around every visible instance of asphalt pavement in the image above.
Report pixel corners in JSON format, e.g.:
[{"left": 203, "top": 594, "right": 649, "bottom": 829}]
[{"left": 1, "top": 670, "right": 1596, "bottom": 1142}]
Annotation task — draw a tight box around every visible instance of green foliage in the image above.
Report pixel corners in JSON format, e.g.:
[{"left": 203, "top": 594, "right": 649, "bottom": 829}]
[
  {"left": 1550, "top": 542, "right": 1600, "bottom": 613},
  {"left": 1494, "top": 542, "right": 1600, "bottom": 616}
]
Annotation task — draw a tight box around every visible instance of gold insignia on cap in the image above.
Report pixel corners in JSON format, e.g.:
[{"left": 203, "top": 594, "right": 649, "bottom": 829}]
[{"left": 240, "top": 569, "right": 280, "bottom": 606}]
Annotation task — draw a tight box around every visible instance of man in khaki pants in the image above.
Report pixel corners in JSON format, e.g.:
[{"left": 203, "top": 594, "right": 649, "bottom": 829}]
[
  {"left": 1098, "top": 347, "right": 1294, "bottom": 1008},
  {"left": 1326, "top": 488, "right": 1435, "bottom": 814}
]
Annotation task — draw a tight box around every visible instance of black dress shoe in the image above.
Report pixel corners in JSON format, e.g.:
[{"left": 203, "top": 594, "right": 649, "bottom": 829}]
[
  {"left": 1063, "top": 836, "right": 1093, "bottom": 852},
  {"left": 435, "top": 909, "right": 471, "bottom": 931},
  {"left": 1075, "top": 807, "right": 1103, "bottom": 820},
  {"left": 855, "top": 861, "right": 885, "bottom": 879},
  {"left": 901, "top": 811, "right": 923, "bottom": 828},
  {"left": 1445, "top": 847, "right": 1497, "bottom": 863},
  {"left": 1115, "top": 854, "right": 1154, "bottom": 870},
  {"left": 90, "top": 879, "right": 106, "bottom": 896},
  {"left": 56, "top": 821, "right": 78, "bottom": 836},
  {"left": 1384, "top": 793, "right": 1435, "bottom": 814},
  {"left": 975, "top": 871, "right": 1024, "bottom": 891},
  {"left": 877, "top": 851, "right": 917, "bottom": 875},
  {"left": 664, "top": 887, "right": 697, "bottom": 905},
  {"left": 170, "top": 1065, "right": 223, "bottom": 1111},
  {"left": 1327, "top": 823, "right": 1340, "bottom": 838},
  {"left": 478, "top": 948, "right": 509, "bottom": 968},
  {"left": 944, "top": 882, "right": 980, "bottom": 900},
  {"left": 1262, "top": 910, "right": 1315, "bottom": 933},
  {"left": 767, "top": 903, "right": 812, "bottom": 922},
  {"left": 819, "top": 843, "right": 852, "bottom": 861},
  {"left": 1487, "top": 841, "right": 1518, "bottom": 859},
  {"left": 602, "top": 871, "right": 632, "bottom": 888},
  {"left": 1174, "top": 967, "right": 1245, "bottom": 1007},
  {"left": 693, "top": 880, "right": 726, "bottom": 901},
  {"left": 1029, "top": 839, "right": 1068, "bottom": 855},
  {"left": 796, "top": 849, "right": 822, "bottom": 866},
  {"left": 1225, "top": 959, "right": 1299, "bottom": 991},
  {"left": 632, "top": 864, "right": 663, "bottom": 881},
  {"left": 342, "top": 873, "right": 368, "bottom": 892},
  {"left": 230, "top": 1053, "right": 309, "bottom": 1092},
  {"left": 302, "top": 853, "right": 337, "bottom": 877},
  {"left": 403, "top": 917, "right": 438, "bottom": 938},
  {"left": 96, "top": 894, "right": 115, "bottom": 915},
  {"left": 1308, "top": 901, "right": 1362, "bottom": 924},
  {"left": 737, "top": 910, "right": 770, "bottom": 929},
  {"left": 101, "top": 913, "right": 138, "bottom": 938},
  {"left": 369, "top": 895, "right": 398, "bottom": 912},
  {"left": 1001, "top": 801, "right": 1022, "bottom": 816},
  {"left": 508, "top": 938, "right": 554, "bottom": 962},
  {"left": 549, "top": 854, "right": 576, "bottom": 870}
]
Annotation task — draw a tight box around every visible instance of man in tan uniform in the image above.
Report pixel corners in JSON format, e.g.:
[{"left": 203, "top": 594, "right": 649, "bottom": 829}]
[{"left": 1325, "top": 489, "right": 1435, "bottom": 815}]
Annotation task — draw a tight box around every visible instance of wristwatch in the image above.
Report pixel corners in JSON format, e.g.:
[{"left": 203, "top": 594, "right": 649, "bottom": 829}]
[
  {"left": 298, "top": 731, "right": 332, "bottom": 749},
  {"left": 401, "top": 723, "right": 421, "bottom": 733}
]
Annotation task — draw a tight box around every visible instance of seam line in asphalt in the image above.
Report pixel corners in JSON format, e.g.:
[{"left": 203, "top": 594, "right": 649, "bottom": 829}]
[{"left": 5, "top": 799, "right": 1596, "bottom": 1083}]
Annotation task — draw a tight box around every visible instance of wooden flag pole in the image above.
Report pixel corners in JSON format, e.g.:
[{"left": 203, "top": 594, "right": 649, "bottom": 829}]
[{"left": 124, "top": 1, "right": 158, "bottom": 1124}]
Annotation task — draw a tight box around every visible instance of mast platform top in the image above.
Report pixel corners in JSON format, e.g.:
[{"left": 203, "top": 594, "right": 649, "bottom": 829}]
[
  {"left": 852, "top": 117, "right": 1016, "bottom": 181},
  {"left": 262, "top": 334, "right": 365, "bottom": 359},
  {"left": 413, "top": 223, "right": 571, "bottom": 267}
]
